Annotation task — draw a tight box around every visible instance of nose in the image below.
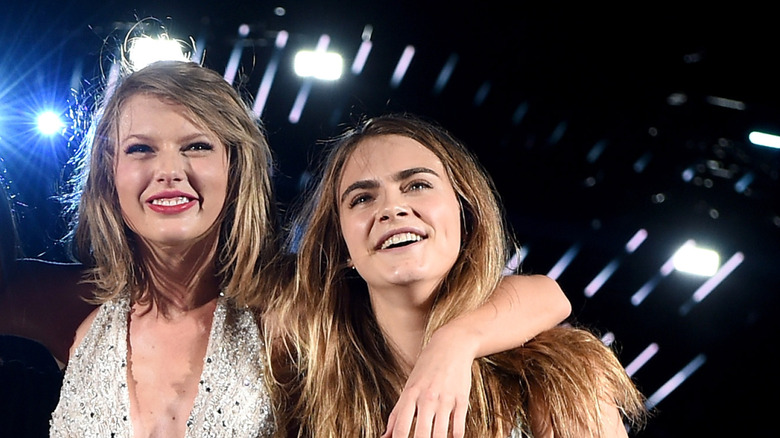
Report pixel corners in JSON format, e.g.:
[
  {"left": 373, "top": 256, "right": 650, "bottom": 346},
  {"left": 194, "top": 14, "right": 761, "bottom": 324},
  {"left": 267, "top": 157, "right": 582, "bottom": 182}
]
[
  {"left": 378, "top": 192, "right": 409, "bottom": 222},
  {"left": 154, "top": 149, "right": 187, "bottom": 183}
]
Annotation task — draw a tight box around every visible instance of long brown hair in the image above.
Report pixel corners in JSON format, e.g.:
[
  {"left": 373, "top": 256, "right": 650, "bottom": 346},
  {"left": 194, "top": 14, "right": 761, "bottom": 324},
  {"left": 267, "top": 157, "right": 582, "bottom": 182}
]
[
  {"left": 267, "top": 113, "right": 647, "bottom": 437},
  {"left": 268, "top": 113, "right": 520, "bottom": 436},
  {"left": 63, "top": 60, "right": 277, "bottom": 308}
]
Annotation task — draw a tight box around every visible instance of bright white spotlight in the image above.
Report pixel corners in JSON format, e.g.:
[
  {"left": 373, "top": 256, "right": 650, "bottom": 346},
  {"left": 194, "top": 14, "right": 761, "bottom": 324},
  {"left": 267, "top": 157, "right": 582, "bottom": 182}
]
[
  {"left": 36, "top": 111, "right": 64, "bottom": 135},
  {"left": 748, "top": 131, "right": 780, "bottom": 149},
  {"left": 293, "top": 50, "right": 343, "bottom": 80},
  {"left": 672, "top": 240, "right": 720, "bottom": 276},
  {"left": 128, "top": 36, "right": 189, "bottom": 72}
]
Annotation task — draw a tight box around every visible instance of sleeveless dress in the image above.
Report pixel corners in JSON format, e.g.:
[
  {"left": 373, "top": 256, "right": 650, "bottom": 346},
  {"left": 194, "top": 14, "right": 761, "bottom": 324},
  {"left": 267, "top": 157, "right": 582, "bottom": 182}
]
[{"left": 49, "top": 293, "right": 274, "bottom": 437}]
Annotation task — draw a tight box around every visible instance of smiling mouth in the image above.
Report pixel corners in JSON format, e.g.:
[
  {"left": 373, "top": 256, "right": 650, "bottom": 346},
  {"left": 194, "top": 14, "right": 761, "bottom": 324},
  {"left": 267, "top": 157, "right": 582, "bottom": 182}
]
[
  {"left": 150, "top": 196, "right": 193, "bottom": 206},
  {"left": 380, "top": 232, "right": 424, "bottom": 250}
]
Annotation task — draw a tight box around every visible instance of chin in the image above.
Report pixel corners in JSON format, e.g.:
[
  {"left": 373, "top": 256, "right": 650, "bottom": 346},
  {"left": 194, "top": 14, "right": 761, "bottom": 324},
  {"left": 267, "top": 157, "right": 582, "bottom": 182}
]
[
  {"left": 387, "top": 269, "right": 445, "bottom": 288},
  {"left": 146, "top": 230, "right": 209, "bottom": 248}
]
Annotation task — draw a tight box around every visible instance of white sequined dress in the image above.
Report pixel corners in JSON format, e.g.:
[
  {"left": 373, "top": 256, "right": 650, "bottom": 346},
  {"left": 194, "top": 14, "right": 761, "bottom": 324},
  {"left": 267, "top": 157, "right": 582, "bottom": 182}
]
[{"left": 49, "top": 294, "right": 274, "bottom": 437}]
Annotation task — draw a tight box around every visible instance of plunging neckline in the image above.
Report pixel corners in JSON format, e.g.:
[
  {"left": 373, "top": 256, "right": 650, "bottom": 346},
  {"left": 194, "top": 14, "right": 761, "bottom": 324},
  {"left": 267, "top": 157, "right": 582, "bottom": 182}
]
[
  {"left": 50, "top": 292, "right": 274, "bottom": 437},
  {"left": 123, "top": 295, "right": 225, "bottom": 437}
]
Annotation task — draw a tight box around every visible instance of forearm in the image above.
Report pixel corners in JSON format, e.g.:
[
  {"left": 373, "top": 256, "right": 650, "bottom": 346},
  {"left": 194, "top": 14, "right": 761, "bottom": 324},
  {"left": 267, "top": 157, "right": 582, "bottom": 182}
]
[{"left": 432, "top": 274, "right": 571, "bottom": 359}]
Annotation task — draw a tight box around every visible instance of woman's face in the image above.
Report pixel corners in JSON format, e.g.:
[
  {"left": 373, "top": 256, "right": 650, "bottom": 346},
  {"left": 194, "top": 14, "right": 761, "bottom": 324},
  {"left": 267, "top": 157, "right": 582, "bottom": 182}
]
[
  {"left": 338, "top": 134, "right": 462, "bottom": 294},
  {"left": 114, "top": 93, "right": 229, "bottom": 248}
]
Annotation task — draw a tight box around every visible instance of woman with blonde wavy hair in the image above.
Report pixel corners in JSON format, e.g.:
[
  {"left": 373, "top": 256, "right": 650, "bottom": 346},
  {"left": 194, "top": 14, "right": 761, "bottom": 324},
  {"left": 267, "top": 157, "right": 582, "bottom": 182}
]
[
  {"left": 48, "top": 60, "right": 277, "bottom": 437},
  {"left": 269, "top": 113, "right": 649, "bottom": 437}
]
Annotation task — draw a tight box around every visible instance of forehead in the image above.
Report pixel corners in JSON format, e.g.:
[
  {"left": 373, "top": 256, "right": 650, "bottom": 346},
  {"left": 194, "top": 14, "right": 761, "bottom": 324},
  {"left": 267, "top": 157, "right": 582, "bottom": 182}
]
[
  {"left": 117, "top": 93, "right": 207, "bottom": 135},
  {"left": 339, "top": 134, "right": 445, "bottom": 185}
]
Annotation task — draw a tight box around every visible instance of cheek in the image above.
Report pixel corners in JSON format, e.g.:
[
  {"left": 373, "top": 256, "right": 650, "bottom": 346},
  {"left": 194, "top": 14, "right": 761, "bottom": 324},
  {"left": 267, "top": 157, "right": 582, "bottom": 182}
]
[
  {"left": 443, "top": 200, "right": 463, "bottom": 240},
  {"left": 447, "top": 218, "right": 462, "bottom": 254},
  {"left": 193, "top": 163, "right": 230, "bottom": 202},
  {"left": 339, "top": 211, "right": 372, "bottom": 257},
  {"left": 213, "top": 170, "right": 230, "bottom": 206},
  {"left": 339, "top": 216, "right": 358, "bottom": 253},
  {"left": 441, "top": 202, "right": 464, "bottom": 259},
  {"left": 114, "top": 163, "right": 140, "bottom": 203},
  {"left": 113, "top": 172, "right": 139, "bottom": 231},
  {"left": 216, "top": 159, "right": 230, "bottom": 193}
]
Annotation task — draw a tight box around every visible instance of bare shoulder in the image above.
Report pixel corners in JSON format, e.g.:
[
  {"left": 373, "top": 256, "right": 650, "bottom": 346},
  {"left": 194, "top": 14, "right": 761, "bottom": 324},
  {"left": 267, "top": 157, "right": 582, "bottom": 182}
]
[{"left": 71, "top": 305, "right": 101, "bottom": 358}]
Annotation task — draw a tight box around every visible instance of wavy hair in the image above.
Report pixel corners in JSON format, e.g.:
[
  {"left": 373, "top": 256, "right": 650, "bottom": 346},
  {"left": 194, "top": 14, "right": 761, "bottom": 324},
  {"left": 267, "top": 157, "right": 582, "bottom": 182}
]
[
  {"left": 63, "top": 60, "right": 277, "bottom": 308},
  {"left": 267, "top": 113, "right": 647, "bottom": 437}
]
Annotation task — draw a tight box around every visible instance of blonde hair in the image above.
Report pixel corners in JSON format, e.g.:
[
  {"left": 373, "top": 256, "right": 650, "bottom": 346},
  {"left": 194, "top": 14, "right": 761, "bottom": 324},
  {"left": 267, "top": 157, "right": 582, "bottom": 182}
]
[
  {"left": 267, "top": 113, "right": 647, "bottom": 437},
  {"left": 64, "top": 60, "right": 277, "bottom": 308}
]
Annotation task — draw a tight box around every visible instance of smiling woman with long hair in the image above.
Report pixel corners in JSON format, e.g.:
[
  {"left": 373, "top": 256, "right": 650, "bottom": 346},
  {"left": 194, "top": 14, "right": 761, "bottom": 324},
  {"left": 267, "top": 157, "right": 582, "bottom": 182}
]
[
  {"left": 269, "top": 113, "right": 649, "bottom": 438},
  {"left": 48, "top": 60, "right": 277, "bottom": 437}
]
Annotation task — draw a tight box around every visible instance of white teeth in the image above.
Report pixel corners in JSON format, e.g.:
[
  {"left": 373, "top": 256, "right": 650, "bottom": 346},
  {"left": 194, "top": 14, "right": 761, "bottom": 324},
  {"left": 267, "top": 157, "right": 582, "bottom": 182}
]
[
  {"left": 151, "top": 196, "right": 191, "bottom": 206},
  {"left": 380, "top": 232, "right": 423, "bottom": 250}
]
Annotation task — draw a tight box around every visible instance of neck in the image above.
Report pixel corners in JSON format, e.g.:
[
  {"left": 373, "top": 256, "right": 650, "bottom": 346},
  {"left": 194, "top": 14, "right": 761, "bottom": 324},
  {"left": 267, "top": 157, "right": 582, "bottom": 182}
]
[
  {"left": 368, "top": 281, "right": 439, "bottom": 372},
  {"left": 136, "top": 234, "right": 222, "bottom": 315}
]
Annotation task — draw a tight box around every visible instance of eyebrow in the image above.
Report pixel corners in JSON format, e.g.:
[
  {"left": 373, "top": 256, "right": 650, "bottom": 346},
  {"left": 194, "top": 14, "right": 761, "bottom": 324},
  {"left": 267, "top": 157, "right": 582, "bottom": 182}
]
[
  {"left": 120, "top": 132, "right": 211, "bottom": 146},
  {"left": 339, "top": 167, "right": 439, "bottom": 204},
  {"left": 395, "top": 167, "right": 439, "bottom": 181}
]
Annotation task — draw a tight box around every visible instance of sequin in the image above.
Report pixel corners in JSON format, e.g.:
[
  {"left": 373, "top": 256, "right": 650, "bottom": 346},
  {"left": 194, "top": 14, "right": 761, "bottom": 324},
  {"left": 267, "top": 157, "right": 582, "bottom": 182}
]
[{"left": 49, "top": 294, "right": 275, "bottom": 437}]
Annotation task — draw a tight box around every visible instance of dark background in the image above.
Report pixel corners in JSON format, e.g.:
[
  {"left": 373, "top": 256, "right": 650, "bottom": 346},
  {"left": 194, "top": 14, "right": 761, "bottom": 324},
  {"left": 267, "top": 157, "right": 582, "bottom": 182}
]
[{"left": 2, "top": 2, "right": 778, "bottom": 436}]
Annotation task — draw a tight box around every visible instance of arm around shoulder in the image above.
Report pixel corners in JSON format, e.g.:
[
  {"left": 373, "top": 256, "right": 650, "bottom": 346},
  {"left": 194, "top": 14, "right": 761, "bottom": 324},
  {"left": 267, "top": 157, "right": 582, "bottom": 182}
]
[
  {"left": 435, "top": 273, "right": 571, "bottom": 360},
  {"left": 382, "top": 274, "right": 571, "bottom": 438}
]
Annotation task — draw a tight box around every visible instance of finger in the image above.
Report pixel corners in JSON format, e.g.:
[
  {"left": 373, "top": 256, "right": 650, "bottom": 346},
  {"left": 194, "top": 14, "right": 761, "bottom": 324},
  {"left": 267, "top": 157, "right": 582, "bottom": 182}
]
[
  {"left": 413, "top": 400, "right": 436, "bottom": 438},
  {"left": 429, "top": 394, "right": 456, "bottom": 438},
  {"left": 430, "top": 411, "right": 450, "bottom": 438},
  {"left": 450, "top": 400, "right": 467, "bottom": 438},
  {"left": 390, "top": 393, "right": 418, "bottom": 438},
  {"left": 381, "top": 411, "right": 397, "bottom": 438}
]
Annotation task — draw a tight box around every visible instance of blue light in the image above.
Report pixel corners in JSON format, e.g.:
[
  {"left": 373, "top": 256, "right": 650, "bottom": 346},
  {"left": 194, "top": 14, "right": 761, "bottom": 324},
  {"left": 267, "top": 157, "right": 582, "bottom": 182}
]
[{"left": 36, "top": 111, "right": 64, "bottom": 135}]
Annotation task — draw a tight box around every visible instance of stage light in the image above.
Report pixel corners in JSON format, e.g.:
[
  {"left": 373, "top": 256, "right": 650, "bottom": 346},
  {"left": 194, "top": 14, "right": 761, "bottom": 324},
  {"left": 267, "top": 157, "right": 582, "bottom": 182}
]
[
  {"left": 547, "top": 242, "right": 581, "bottom": 281},
  {"left": 585, "top": 229, "right": 647, "bottom": 298},
  {"left": 128, "top": 36, "right": 189, "bottom": 72},
  {"left": 293, "top": 50, "right": 343, "bottom": 80},
  {"left": 645, "top": 354, "right": 706, "bottom": 410},
  {"left": 748, "top": 131, "right": 780, "bottom": 149},
  {"left": 390, "top": 45, "right": 415, "bottom": 88},
  {"left": 672, "top": 240, "right": 720, "bottom": 276},
  {"left": 36, "top": 111, "right": 64, "bottom": 135},
  {"left": 624, "top": 342, "right": 659, "bottom": 377}
]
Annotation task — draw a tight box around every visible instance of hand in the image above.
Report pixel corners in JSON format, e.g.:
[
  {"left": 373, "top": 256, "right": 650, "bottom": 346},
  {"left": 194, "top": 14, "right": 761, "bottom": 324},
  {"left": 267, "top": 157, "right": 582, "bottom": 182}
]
[{"left": 381, "top": 325, "right": 476, "bottom": 438}]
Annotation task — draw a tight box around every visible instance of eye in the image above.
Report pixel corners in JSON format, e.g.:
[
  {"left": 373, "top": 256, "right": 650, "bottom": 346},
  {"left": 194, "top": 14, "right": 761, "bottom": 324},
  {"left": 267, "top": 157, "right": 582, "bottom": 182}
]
[
  {"left": 348, "top": 192, "right": 374, "bottom": 208},
  {"left": 124, "top": 143, "right": 153, "bottom": 154},
  {"left": 405, "top": 180, "right": 433, "bottom": 192},
  {"left": 184, "top": 142, "right": 214, "bottom": 152}
]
